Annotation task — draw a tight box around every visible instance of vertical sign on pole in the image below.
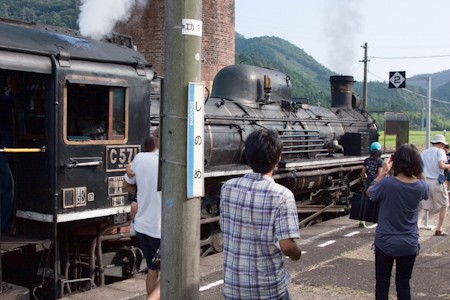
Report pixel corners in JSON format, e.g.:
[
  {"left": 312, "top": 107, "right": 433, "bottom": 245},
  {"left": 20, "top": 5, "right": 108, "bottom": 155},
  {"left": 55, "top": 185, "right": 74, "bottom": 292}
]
[{"left": 187, "top": 82, "right": 204, "bottom": 198}]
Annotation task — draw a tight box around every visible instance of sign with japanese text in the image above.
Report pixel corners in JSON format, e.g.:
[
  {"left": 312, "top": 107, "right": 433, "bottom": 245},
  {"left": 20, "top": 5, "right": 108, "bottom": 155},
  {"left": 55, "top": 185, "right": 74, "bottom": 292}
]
[{"left": 187, "top": 82, "right": 205, "bottom": 198}]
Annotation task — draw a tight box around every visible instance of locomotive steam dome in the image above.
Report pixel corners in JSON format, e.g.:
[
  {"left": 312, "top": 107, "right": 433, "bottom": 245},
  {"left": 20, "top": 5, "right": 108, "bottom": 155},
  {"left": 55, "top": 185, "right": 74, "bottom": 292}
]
[
  {"left": 329, "top": 75, "right": 355, "bottom": 109},
  {"left": 211, "top": 64, "right": 292, "bottom": 103}
]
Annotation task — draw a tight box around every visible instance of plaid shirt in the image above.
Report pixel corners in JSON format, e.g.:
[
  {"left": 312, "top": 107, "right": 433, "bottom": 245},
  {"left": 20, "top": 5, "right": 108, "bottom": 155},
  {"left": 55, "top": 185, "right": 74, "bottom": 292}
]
[{"left": 220, "top": 172, "right": 300, "bottom": 300}]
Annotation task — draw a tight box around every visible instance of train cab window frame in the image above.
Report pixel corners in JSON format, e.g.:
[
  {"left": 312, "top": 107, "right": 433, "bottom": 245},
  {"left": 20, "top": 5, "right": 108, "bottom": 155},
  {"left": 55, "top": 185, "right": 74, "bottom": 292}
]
[{"left": 63, "top": 76, "right": 129, "bottom": 144}]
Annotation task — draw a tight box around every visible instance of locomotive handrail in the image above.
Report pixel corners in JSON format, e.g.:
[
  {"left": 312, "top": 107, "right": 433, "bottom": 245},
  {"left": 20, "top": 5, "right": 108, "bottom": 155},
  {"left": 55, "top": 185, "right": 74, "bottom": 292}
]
[
  {"left": 0, "top": 146, "right": 46, "bottom": 153},
  {"left": 66, "top": 161, "right": 102, "bottom": 168},
  {"left": 204, "top": 115, "right": 374, "bottom": 125},
  {"left": 283, "top": 149, "right": 329, "bottom": 154},
  {"left": 282, "top": 143, "right": 326, "bottom": 149},
  {"left": 279, "top": 156, "right": 366, "bottom": 170}
]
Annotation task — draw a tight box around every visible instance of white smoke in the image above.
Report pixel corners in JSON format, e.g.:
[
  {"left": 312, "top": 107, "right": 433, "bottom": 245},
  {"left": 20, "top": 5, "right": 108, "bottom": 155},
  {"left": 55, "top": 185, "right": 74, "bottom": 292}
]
[
  {"left": 78, "top": 0, "right": 148, "bottom": 40},
  {"left": 324, "top": 1, "right": 364, "bottom": 76}
]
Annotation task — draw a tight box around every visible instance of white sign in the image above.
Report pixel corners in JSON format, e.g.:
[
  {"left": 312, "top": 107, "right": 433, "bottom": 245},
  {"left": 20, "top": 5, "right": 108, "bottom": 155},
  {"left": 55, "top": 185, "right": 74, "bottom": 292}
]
[
  {"left": 187, "top": 83, "right": 205, "bottom": 198},
  {"left": 182, "top": 19, "right": 202, "bottom": 37}
]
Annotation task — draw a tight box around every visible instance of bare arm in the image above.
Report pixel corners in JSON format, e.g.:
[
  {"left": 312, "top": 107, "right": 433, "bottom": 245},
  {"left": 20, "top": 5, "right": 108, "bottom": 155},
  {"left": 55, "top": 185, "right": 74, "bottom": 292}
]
[
  {"left": 130, "top": 201, "right": 138, "bottom": 221},
  {"left": 438, "top": 160, "right": 450, "bottom": 171},
  {"left": 361, "top": 166, "right": 367, "bottom": 180},
  {"left": 279, "top": 238, "right": 301, "bottom": 261},
  {"left": 126, "top": 163, "right": 135, "bottom": 178},
  {"left": 123, "top": 180, "right": 137, "bottom": 195}
]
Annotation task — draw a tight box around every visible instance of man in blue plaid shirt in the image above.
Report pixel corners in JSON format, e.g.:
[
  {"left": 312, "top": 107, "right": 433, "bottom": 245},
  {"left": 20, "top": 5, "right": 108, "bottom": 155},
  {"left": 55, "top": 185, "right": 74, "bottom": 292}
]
[{"left": 220, "top": 128, "right": 301, "bottom": 300}]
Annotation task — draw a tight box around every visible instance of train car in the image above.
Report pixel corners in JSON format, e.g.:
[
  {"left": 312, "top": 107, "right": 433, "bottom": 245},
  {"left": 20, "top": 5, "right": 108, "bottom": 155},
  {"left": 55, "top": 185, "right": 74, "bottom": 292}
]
[
  {"left": 150, "top": 64, "right": 379, "bottom": 255},
  {"left": 0, "top": 19, "right": 156, "bottom": 298},
  {"left": 0, "top": 18, "right": 381, "bottom": 299}
]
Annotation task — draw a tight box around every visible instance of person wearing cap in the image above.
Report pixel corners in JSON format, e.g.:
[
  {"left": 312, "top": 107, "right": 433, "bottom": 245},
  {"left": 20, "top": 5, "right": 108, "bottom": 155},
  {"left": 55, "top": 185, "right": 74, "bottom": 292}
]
[
  {"left": 359, "top": 141, "right": 384, "bottom": 228},
  {"left": 419, "top": 134, "right": 450, "bottom": 236}
]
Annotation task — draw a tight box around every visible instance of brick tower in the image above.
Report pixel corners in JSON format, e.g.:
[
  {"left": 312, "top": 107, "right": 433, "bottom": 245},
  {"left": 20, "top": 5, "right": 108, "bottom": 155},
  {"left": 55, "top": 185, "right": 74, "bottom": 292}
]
[{"left": 115, "top": 0, "right": 235, "bottom": 89}]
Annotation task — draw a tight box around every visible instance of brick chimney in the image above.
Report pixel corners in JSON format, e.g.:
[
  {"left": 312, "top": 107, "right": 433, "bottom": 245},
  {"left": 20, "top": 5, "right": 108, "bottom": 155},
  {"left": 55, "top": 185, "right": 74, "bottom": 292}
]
[{"left": 115, "top": 0, "right": 235, "bottom": 90}]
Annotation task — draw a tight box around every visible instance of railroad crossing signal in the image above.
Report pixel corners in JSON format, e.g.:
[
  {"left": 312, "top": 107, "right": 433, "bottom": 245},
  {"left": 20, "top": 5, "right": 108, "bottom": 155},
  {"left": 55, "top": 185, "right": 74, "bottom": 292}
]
[{"left": 389, "top": 71, "right": 406, "bottom": 88}]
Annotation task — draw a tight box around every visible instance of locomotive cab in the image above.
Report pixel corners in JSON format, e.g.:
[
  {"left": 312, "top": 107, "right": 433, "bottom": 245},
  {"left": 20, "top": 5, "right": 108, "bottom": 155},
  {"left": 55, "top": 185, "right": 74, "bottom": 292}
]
[{"left": 0, "top": 19, "right": 155, "bottom": 295}]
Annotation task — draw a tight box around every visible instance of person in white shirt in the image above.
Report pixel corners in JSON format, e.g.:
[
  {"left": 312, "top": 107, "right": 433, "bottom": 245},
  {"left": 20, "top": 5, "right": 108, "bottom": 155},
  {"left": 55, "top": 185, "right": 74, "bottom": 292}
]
[
  {"left": 124, "top": 127, "right": 161, "bottom": 300},
  {"left": 419, "top": 134, "right": 450, "bottom": 236}
]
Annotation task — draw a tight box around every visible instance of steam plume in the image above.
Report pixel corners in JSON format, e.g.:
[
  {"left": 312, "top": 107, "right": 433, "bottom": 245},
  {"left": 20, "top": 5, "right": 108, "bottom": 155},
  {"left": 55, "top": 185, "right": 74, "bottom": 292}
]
[
  {"left": 324, "top": 1, "right": 363, "bottom": 76},
  {"left": 78, "top": 0, "right": 148, "bottom": 40}
]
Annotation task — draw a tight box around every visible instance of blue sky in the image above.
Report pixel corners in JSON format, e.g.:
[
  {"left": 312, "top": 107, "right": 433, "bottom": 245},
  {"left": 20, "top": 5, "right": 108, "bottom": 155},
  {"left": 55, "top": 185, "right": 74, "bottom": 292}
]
[{"left": 235, "top": 0, "right": 450, "bottom": 82}]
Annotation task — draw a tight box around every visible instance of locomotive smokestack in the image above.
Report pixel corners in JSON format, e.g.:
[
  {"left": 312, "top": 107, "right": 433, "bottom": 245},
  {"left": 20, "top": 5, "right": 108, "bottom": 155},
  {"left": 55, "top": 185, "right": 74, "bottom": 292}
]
[{"left": 329, "top": 76, "right": 354, "bottom": 109}]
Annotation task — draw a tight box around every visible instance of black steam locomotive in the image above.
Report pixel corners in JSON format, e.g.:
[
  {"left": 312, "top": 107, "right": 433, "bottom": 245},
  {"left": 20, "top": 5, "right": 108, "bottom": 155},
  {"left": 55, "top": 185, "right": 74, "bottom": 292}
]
[
  {"left": 151, "top": 65, "right": 379, "bottom": 255},
  {"left": 0, "top": 18, "right": 378, "bottom": 298}
]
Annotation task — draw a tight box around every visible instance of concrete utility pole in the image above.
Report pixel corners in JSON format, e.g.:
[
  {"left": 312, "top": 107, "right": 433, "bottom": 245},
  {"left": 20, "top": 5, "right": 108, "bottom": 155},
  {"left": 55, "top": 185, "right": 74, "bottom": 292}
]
[{"left": 160, "top": 0, "right": 202, "bottom": 299}]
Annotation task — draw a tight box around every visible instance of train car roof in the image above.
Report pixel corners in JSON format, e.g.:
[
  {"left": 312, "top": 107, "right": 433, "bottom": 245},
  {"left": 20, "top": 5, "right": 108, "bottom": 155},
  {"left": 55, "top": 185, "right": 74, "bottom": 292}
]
[{"left": 0, "top": 19, "right": 150, "bottom": 67}]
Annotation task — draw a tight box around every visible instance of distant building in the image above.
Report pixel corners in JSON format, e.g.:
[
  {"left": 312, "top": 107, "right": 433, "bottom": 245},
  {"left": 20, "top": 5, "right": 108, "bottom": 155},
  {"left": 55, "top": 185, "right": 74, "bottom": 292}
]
[{"left": 115, "top": 0, "right": 235, "bottom": 90}]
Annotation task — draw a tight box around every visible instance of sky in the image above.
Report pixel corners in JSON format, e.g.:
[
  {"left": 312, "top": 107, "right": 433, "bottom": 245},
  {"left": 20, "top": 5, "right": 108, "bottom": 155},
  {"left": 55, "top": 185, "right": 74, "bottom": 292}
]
[{"left": 235, "top": 0, "right": 450, "bottom": 82}]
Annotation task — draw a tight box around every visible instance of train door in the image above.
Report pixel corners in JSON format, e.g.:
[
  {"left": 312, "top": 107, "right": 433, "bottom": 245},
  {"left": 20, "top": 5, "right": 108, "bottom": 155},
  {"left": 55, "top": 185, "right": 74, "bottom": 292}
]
[
  {"left": 0, "top": 69, "right": 50, "bottom": 234},
  {"left": 59, "top": 78, "right": 128, "bottom": 215}
]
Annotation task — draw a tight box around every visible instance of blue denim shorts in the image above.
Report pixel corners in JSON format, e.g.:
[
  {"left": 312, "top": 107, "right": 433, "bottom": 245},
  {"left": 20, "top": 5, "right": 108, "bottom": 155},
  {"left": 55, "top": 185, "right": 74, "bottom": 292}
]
[{"left": 136, "top": 232, "right": 160, "bottom": 270}]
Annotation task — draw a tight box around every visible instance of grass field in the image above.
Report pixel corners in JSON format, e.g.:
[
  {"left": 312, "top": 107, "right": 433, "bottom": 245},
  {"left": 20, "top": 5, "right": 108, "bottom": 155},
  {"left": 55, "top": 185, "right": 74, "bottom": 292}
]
[{"left": 378, "top": 130, "right": 443, "bottom": 152}]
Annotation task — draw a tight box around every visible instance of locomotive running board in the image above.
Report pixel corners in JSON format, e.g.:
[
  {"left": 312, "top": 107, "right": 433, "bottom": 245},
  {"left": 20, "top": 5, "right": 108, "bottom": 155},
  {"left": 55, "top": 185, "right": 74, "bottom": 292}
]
[
  {"left": 16, "top": 206, "right": 130, "bottom": 223},
  {"left": 279, "top": 156, "right": 366, "bottom": 171}
]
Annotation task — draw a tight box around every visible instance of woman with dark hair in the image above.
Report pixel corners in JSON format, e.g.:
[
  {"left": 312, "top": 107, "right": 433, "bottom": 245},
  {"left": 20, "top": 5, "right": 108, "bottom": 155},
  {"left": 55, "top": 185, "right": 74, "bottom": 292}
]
[{"left": 367, "top": 144, "right": 429, "bottom": 300}]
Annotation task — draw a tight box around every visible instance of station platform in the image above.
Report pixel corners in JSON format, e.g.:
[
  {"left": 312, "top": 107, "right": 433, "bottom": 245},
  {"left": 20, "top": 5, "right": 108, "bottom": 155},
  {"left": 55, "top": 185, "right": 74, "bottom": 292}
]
[{"left": 60, "top": 213, "right": 450, "bottom": 300}]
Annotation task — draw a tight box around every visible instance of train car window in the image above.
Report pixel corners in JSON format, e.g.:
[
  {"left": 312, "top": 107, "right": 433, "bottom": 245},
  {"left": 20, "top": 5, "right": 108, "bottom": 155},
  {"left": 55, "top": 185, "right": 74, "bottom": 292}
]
[
  {"left": 0, "top": 70, "right": 48, "bottom": 142},
  {"left": 111, "top": 88, "right": 125, "bottom": 138},
  {"left": 65, "top": 81, "right": 128, "bottom": 143}
]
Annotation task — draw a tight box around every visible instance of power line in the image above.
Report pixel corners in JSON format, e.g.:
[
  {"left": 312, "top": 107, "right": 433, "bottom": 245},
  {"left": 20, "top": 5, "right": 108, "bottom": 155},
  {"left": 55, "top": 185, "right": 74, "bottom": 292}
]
[
  {"left": 367, "top": 70, "right": 387, "bottom": 82},
  {"left": 398, "top": 87, "right": 450, "bottom": 105},
  {"left": 366, "top": 71, "right": 450, "bottom": 105},
  {"left": 370, "top": 54, "right": 450, "bottom": 60}
]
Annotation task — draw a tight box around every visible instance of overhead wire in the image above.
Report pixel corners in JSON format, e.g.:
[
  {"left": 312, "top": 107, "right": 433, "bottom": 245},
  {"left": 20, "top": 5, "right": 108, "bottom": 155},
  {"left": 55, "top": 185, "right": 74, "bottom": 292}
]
[
  {"left": 371, "top": 54, "right": 450, "bottom": 60},
  {"left": 365, "top": 71, "right": 450, "bottom": 105}
]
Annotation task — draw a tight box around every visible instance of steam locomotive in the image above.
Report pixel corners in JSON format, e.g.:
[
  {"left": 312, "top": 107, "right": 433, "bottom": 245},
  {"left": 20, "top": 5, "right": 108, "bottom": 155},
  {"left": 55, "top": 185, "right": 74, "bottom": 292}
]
[
  {"left": 152, "top": 65, "right": 379, "bottom": 255},
  {"left": 0, "top": 18, "right": 378, "bottom": 298}
]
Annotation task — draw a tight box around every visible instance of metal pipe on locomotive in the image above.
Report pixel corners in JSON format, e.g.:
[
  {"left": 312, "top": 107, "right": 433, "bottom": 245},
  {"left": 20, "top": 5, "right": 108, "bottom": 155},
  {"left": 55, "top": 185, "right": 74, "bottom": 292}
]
[{"left": 0, "top": 18, "right": 379, "bottom": 298}]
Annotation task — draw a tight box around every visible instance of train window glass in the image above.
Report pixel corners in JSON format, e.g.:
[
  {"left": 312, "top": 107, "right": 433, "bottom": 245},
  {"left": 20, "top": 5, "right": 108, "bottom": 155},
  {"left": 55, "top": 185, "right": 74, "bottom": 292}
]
[
  {"left": 66, "top": 82, "right": 127, "bottom": 143},
  {"left": 0, "top": 71, "right": 48, "bottom": 142},
  {"left": 111, "top": 88, "right": 125, "bottom": 138}
]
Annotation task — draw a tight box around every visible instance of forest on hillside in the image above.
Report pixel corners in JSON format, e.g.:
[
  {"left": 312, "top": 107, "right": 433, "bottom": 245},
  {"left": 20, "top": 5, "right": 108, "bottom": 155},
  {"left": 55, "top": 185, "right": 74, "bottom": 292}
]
[{"left": 0, "top": 0, "right": 79, "bottom": 28}]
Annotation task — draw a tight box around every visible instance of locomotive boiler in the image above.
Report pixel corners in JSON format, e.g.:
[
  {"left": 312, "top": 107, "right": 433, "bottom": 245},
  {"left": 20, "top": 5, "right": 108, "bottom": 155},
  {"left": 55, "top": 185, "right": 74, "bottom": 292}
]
[{"left": 0, "top": 17, "right": 380, "bottom": 299}]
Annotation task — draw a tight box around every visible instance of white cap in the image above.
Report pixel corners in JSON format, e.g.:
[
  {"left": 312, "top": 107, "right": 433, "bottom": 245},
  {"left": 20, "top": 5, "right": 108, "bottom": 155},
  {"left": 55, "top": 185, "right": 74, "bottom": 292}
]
[{"left": 431, "top": 134, "right": 448, "bottom": 145}]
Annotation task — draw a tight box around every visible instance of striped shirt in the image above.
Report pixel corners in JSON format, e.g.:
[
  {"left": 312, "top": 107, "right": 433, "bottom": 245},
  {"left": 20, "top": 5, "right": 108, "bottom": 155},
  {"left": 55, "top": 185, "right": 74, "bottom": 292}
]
[{"left": 220, "top": 172, "right": 300, "bottom": 300}]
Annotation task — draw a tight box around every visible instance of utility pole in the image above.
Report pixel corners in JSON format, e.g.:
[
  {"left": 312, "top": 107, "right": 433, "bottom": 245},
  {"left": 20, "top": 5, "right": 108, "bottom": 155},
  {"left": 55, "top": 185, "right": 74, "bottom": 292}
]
[
  {"left": 161, "top": 0, "right": 202, "bottom": 299},
  {"left": 421, "top": 98, "right": 425, "bottom": 131},
  {"left": 426, "top": 76, "right": 431, "bottom": 147},
  {"left": 360, "top": 42, "right": 369, "bottom": 115}
]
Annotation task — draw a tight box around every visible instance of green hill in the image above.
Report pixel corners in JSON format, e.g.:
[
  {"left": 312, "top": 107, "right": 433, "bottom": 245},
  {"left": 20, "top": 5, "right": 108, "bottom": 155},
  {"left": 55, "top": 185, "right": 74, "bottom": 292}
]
[
  {"left": 236, "top": 34, "right": 450, "bottom": 130},
  {"left": 236, "top": 34, "right": 332, "bottom": 106}
]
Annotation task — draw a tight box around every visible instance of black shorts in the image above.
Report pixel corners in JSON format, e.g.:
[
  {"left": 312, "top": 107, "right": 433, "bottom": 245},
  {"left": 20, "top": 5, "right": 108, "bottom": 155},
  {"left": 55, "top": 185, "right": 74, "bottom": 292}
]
[{"left": 136, "top": 232, "right": 160, "bottom": 270}]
